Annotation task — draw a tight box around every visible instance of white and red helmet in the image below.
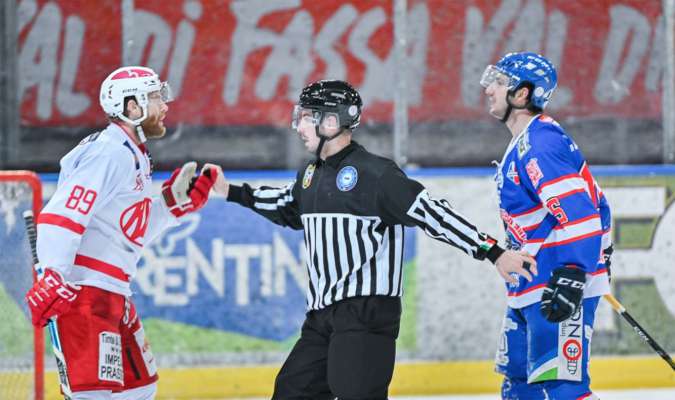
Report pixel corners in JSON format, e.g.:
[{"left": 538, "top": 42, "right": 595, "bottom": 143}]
[{"left": 99, "top": 66, "right": 172, "bottom": 127}]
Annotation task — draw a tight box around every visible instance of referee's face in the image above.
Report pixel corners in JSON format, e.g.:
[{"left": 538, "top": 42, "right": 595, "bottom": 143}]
[{"left": 296, "top": 109, "right": 322, "bottom": 152}]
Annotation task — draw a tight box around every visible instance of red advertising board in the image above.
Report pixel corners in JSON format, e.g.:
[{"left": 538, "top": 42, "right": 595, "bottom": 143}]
[{"left": 18, "top": 0, "right": 664, "bottom": 127}]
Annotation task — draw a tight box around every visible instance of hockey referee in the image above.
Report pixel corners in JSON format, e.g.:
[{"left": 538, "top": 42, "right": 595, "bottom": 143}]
[{"left": 206, "top": 80, "right": 537, "bottom": 400}]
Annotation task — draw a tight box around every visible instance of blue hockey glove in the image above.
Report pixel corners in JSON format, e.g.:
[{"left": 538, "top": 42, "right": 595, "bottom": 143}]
[{"left": 540, "top": 266, "right": 586, "bottom": 323}]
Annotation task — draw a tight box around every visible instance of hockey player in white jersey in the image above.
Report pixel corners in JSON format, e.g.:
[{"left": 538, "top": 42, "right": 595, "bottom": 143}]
[
  {"left": 481, "top": 52, "right": 613, "bottom": 399},
  {"left": 24, "top": 66, "right": 217, "bottom": 399}
]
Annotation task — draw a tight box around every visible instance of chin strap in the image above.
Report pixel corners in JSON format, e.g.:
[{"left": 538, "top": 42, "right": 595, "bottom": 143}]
[
  {"left": 135, "top": 125, "right": 147, "bottom": 143},
  {"left": 500, "top": 90, "right": 531, "bottom": 124},
  {"left": 313, "top": 121, "right": 346, "bottom": 161},
  {"left": 118, "top": 102, "right": 149, "bottom": 143}
]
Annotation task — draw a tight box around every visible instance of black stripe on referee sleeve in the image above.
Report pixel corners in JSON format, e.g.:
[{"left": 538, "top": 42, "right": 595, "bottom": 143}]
[
  {"left": 419, "top": 195, "right": 479, "bottom": 252},
  {"left": 438, "top": 198, "right": 479, "bottom": 232}
]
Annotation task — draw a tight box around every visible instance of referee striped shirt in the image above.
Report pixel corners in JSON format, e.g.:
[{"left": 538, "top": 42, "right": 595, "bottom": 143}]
[{"left": 227, "top": 142, "right": 504, "bottom": 310}]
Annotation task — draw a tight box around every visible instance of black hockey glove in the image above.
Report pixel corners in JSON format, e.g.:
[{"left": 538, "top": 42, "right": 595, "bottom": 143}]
[
  {"left": 602, "top": 244, "right": 614, "bottom": 283},
  {"left": 540, "top": 267, "right": 586, "bottom": 323}
]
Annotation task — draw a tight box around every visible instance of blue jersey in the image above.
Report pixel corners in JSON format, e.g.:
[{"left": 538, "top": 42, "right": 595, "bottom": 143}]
[{"left": 496, "top": 115, "right": 611, "bottom": 308}]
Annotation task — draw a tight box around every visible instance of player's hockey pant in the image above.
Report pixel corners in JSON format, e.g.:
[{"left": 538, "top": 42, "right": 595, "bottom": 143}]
[
  {"left": 495, "top": 297, "right": 600, "bottom": 400},
  {"left": 272, "top": 295, "right": 401, "bottom": 400},
  {"left": 57, "top": 286, "right": 158, "bottom": 397}
]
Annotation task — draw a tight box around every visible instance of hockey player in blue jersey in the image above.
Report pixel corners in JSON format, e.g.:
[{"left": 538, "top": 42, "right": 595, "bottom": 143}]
[{"left": 480, "top": 52, "right": 613, "bottom": 399}]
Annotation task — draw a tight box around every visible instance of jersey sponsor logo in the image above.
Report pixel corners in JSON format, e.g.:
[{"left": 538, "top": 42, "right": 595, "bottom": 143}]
[
  {"left": 506, "top": 161, "right": 520, "bottom": 184},
  {"left": 558, "top": 305, "right": 583, "bottom": 381},
  {"left": 500, "top": 209, "right": 527, "bottom": 243},
  {"left": 302, "top": 163, "right": 315, "bottom": 189},
  {"left": 336, "top": 166, "right": 358, "bottom": 191},
  {"left": 526, "top": 158, "right": 544, "bottom": 188},
  {"left": 517, "top": 131, "right": 531, "bottom": 159},
  {"left": 120, "top": 198, "right": 152, "bottom": 246},
  {"left": 98, "top": 332, "right": 123, "bottom": 384}
]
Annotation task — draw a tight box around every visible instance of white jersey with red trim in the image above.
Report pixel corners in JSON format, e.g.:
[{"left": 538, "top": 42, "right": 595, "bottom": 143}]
[
  {"left": 495, "top": 115, "right": 612, "bottom": 309},
  {"left": 36, "top": 123, "right": 178, "bottom": 296}
]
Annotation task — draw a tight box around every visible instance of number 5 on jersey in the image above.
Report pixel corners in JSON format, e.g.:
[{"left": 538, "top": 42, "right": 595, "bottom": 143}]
[
  {"left": 545, "top": 197, "right": 568, "bottom": 225},
  {"left": 65, "top": 185, "right": 97, "bottom": 215}
]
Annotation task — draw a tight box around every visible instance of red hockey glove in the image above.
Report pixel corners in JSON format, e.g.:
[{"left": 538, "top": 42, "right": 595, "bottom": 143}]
[
  {"left": 188, "top": 166, "right": 218, "bottom": 212},
  {"left": 162, "top": 162, "right": 198, "bottom": 217},
  {"left": 25, "top": 269, "right": 80, "bottom": 327}
]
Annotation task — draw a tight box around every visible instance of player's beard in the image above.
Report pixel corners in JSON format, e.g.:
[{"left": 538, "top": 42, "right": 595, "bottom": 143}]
[{"left": 141, "top": 113, "right": 166, "bottom": 139}]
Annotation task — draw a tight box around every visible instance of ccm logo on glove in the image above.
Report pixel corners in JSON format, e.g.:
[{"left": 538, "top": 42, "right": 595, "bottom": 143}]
[{"left": 25, "top": 269, "right": 80, "bottom": 327}]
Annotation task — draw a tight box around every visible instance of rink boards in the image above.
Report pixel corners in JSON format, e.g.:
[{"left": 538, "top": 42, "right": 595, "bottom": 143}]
[{"left": 6, "top": 166, "right": 675, "bottom": 398}]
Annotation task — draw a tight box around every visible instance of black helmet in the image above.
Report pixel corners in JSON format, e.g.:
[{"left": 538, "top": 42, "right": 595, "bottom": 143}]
[{"left": 294, "top": 80, "right": 363, "bottom": 130}]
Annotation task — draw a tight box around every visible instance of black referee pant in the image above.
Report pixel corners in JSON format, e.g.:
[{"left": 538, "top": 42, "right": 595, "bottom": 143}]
[{"left": 272, "top": 295, "right": 401, "bottom": 400}]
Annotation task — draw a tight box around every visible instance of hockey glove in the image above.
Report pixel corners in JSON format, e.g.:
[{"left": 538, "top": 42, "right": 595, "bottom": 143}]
[
  {"left": 602, "top": 244, "right": 614, "bottom": 283},
  {"left": 25, "top": 269, "right": 80, "bottom": 327},
  {"left": 162, "top": 162, "right": 198, "bottom": 217},
  {"left": 188, "top": 166, "right": 218, "bottom": 211},
  {"left": 540, "top": 266, "right": 586, "bottom": 323}
]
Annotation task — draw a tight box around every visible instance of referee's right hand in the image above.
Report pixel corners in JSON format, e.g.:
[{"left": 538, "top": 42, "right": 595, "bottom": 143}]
[
  {"left": 495, "top": 250, "right": 537, "bottom": 285},
  {"left": 203, "top": 163, "right": 229, "bottom": 197}
]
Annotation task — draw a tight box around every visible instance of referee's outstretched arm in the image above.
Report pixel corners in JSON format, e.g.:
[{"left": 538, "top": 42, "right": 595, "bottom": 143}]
[
  {"left": 227, "top": 180, "right": 303, "bottom": 230},
  {"left": 376, "top": 165, "right": 536, "bottom": 282}
]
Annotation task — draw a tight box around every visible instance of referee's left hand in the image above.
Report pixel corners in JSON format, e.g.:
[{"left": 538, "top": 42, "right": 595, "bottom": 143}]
[{"left": 495, "top": 250, "right": 537, "bottom": 285}]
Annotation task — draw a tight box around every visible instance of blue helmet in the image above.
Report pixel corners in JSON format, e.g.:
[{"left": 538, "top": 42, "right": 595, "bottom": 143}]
[{"left": 481, "top": 52, "right": 557, "bottom": 110}]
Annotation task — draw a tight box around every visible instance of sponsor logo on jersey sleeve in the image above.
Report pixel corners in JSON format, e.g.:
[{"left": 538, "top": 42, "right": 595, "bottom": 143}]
[
  {"left": 526, "top": 158, "right": 544, "bottom": 188},
  {"left": 336, "top": 166, "right": 358, "bottom": 191},
  {"left": 500, "top": 209, "right": 527, "bottom": 243}
]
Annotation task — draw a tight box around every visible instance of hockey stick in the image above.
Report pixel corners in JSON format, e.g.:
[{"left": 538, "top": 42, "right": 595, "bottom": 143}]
[
  {"left": 604, "top": 293, "right": 675, "bottom": 371},
  {"left": 23, "top": 211, "right": 74, "bottom": 400}
]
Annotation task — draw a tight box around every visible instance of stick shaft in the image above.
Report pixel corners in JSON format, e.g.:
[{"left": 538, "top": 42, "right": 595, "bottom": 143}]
[
  {"left": 604, "top": 294, "right": 675, "bottom": 371},
  {"left": 23, "top": 211, "right": 74, "bottom": 399}
]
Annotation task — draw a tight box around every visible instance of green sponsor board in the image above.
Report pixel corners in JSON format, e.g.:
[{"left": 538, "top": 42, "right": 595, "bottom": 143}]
[
  {"left": 591, "top": 176, "right": 675, "bottom": 355},
  {"left": 0, "top": 283, "right": 33, "bottom": 358}
]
